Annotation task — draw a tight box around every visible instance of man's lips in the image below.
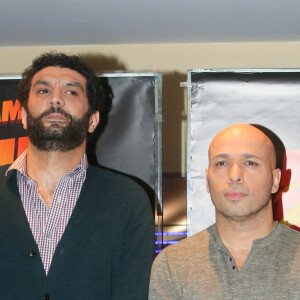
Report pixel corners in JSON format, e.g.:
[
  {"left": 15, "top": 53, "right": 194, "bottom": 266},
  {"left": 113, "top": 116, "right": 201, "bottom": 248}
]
[
  {"left": 224, "top": 191, "right": 248, "bottom": 200},
  {"left": 45, "top": 113, "right": 67, "bottom": 122}
]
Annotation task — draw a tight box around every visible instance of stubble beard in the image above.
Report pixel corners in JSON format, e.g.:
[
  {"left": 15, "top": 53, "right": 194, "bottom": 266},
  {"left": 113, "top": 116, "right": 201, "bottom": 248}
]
[
  {"left": 26, "top": 106, "right": 91, "bottom": 152},
  {"left": 214, "top": 193, "right": 272, "bottom": 224},
  {"left": 208, "top": 181, "right": 272, "bottom": 223}
]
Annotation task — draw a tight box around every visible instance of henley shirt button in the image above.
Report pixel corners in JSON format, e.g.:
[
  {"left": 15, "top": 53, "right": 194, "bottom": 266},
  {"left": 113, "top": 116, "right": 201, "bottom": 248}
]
[
  {"left": 46, "top": 233, "right": 52, "bottom": 239},
  {"left": 232, "top": 266, "right": 236, "bottom": 270},
  {"left": 29, "top": 249, "right": 36, "bottom": 256},
  {"left": 229, "top": 258, "right": 232, "bottom": 261},
  {"left": 43, "top": 294, "right": 50, "bottom": 300}
]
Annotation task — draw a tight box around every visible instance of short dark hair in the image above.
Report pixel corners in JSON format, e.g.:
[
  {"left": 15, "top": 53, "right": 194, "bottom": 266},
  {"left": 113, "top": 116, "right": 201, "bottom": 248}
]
[{"left": 18, "top": 52, "right": 104, "bottom": 113}]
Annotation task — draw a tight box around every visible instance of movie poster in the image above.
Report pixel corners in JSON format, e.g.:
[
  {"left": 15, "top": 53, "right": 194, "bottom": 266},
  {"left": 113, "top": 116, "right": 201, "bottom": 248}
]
[{"left": 0, "top": 77, "right": 28, "bottom": 167}]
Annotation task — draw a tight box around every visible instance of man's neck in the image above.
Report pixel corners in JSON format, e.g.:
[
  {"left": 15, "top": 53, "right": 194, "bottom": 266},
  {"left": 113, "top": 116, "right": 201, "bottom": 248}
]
[
  {"left": 216, "top": 202, "right": 275, "bottom": 270},
  {"left": 26, "top": 142, "right": 86, "bottom": 207}
]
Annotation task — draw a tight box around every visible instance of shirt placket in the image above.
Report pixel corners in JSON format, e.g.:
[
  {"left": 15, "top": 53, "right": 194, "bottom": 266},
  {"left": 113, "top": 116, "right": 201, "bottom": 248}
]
[
  {"left": 42, "top": 175, "right": 71, "bottom": 274},
  {"left": 34, "top": 191, "right": 50, "bottom": 273},
  {"left": 26, "top": 179, "right": 45, "bottom": 246}
]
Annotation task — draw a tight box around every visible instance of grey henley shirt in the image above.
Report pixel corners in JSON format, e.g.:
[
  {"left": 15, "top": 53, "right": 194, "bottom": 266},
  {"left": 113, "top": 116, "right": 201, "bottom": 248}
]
[{"left": 149, "top": 222, "right": 300, "bottom": 300}]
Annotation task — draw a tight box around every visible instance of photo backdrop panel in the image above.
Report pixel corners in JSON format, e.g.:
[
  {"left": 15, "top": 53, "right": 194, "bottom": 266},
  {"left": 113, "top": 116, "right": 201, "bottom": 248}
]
[
  {"left": 188, "top": 70, "right": 300, "bottom": 236},
  {"left": 96, "top": 75, "right": 159, "bottom": 189}
]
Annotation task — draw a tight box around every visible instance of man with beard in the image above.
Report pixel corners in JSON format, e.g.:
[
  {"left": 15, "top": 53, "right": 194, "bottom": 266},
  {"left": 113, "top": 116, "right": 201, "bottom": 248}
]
[
  {"left": 0, "top": 52, "right": 154, "bottom": 300},
  {"left": 149, "top": 124, "right": 300, "bottom": 300}
]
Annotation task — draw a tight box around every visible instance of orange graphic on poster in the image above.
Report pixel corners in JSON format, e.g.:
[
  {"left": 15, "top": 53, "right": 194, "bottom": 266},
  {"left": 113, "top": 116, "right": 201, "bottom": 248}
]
[
  {"left": 0, "top": 137, "right": 29, "bottom": 167},
  {"left": 0, "top": 138, "right": 15, "bottom": 166},
  {"left": 0, "top": 99, "right": 22, "bottom": 124},
  {"left": 0, "top": 98, "right": 28, "bottom": 166},
  {"left": 17, "top": 136, "right": 29, "bottom": 157}
]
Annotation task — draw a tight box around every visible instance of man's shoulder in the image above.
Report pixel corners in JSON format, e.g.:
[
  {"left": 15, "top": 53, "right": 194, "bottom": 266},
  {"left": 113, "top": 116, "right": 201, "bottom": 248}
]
[
  {"left": 262, "top": 223, "right": 300, "bottom": 259},
  {"left": 86, "top": 164, "right": 145, "bottom": 191},
  {"left": 0, "top": 164, "right": 14, "bottom": 182},
  {"left": 87, "top": 164, "right": 133, "bottom": 184},
  {"left": 85, "top": 164, "right": 152, "bottom": 207},
  {"left": 277, "top": 223, "right": 300, "bottom": 241},
  {"left": 0, "top": 164, "right": 10, "bottom": 174}
]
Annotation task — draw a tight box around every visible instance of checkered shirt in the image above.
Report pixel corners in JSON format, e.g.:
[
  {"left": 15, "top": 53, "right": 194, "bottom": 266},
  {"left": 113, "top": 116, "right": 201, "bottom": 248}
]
[{"left": 6, "top": 150, "right": 87, "bottom": 275}]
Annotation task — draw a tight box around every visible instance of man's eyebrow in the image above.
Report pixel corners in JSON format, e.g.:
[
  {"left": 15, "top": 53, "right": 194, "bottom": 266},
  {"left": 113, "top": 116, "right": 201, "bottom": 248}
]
[
  {"left": 240, "top": 153, "right": 261, "bottom": 160},
  {"left": 211, "top": 153, "right": 262, "bottom": 160},
  {"left": 32, "top": 80, "right": 85, "bottom": 92},
  {"left": 32, "top": 80, "right": 52, "bottom": 88},
  {"left": 65, "top": 82, "right": 85, "bottom": 92},
  {"left": 211, "top": 153, "right": 230, "bottom": 160}
]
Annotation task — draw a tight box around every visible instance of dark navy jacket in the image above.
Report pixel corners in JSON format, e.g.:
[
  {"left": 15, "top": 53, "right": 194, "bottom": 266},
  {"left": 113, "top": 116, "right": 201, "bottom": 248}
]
[{"left": 0, "top": 164, "right": 155, "bottom": 300}]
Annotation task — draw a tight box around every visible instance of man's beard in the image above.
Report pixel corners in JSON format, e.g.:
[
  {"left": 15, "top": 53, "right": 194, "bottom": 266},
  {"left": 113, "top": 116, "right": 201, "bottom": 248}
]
[{"left": 26, "top": 106, "right": 91, "bottom": 152}]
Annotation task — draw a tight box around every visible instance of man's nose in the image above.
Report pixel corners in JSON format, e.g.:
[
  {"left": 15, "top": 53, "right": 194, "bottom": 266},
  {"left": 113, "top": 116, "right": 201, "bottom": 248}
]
[
  {"left": 49, "top": 89, "right": 64, "bottom": 107},
  {"left": 228, "top": 164, "right": 243, "bottom": 184}
]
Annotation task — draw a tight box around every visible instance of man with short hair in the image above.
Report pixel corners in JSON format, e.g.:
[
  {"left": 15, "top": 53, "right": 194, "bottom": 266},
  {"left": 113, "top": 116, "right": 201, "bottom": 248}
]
[
  {"left": 149, "top": 124, "right": 300, "bottom": 300},
  {"left": 0, "top": 52, "right": 154, "bottom": 300}
]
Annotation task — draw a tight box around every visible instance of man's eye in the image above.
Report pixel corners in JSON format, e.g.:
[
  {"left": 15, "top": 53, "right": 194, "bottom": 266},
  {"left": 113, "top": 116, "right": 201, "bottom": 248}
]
[
  {"left": 216, "top": 161, "right": 227, "bottom": 166},
  {"left": 245, "top": 161, "right": 257, "bottom": 166},
  {"left": 66, "top": 90, "right": 78, "bottom": 96},
  {"left": 37, "top": 89, "right": 49, "bottom": 94}
]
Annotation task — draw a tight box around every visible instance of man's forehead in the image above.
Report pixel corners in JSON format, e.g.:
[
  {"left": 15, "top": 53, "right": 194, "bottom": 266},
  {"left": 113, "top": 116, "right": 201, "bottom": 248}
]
[
  {"left": 208, "top": 124, "right": 276, "bottom": 160},
  {"left": 211, "top": 152, "right": 262, "bottom": 160},
  {"left": 31, "top": 66, "right": 86, "bottom": 85}
]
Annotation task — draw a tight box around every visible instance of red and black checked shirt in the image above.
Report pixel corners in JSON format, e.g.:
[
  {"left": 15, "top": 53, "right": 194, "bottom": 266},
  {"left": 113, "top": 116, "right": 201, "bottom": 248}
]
[{"left": 6, "top": 150, "right": 87, "bottom": 275}]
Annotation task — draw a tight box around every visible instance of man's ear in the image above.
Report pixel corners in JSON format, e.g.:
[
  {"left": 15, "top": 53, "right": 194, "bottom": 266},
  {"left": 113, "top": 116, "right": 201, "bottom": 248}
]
[
  {"left": 206, "top": 168, "right": 210, "bottom": 193},
  {"left": 88, "top": 111, "right": 100, "bottom": 133},
  {"left": 271, "top": 168, "right": 282, "bottom": 193},
  {"left": 21, "top": 107, "right": 28, "bottom": 130}
]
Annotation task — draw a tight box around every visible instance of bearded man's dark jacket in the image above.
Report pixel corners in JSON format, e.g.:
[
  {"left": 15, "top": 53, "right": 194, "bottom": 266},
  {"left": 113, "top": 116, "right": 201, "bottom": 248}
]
[{"left": 0, "top": 164, "right": 155, "bottom": 300}]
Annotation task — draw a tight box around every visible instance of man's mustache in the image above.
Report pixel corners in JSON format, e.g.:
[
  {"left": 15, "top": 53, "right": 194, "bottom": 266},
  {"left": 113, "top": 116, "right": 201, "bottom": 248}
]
[{"left": 38, "top": 107, "right": 72, "bottom": 121}]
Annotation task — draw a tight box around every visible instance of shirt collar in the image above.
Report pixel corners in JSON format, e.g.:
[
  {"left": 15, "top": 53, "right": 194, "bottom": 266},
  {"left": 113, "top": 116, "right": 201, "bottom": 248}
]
[
  {"left": 5, "top": 149, "right": 88, "bottom": 177},
  {"left": 211, "top": 221, "right": 280, "bottom": 252},
  {"left": 5, "top": 149, "right": 28, "bottom": 176}
]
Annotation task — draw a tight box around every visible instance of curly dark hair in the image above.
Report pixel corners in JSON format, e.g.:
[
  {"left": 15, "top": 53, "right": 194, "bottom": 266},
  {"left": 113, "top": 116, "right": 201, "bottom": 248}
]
[{"left": 18, "top": 52, "right": 105, "bottom": 114}]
